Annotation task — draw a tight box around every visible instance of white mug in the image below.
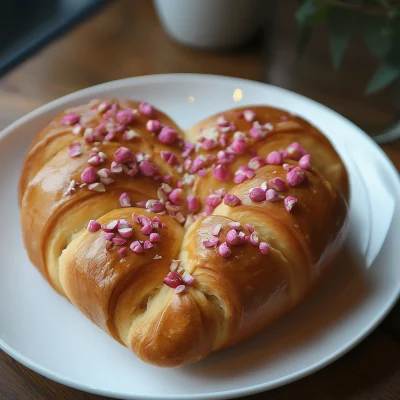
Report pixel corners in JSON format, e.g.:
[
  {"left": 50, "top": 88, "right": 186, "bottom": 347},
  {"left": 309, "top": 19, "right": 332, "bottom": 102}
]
[{"left": 153, "top": 0, "right": 266, "bottom": 50}]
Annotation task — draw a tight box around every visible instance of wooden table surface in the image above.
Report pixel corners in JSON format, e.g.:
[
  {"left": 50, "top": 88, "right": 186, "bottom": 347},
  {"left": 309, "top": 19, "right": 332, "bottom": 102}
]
[{"left": 1, "top": 1, "right": 399, "bottom": 399}]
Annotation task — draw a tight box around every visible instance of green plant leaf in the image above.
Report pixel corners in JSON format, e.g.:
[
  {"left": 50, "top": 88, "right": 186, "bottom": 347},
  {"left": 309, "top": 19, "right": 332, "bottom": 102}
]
[
  {"left": 329, "top": 8, "right": 354, "bottom": 70},
  {"left": 362, "top": 15, "right": 392, "bottom": 59},
  {"left": 297, "top": 25, "right": 313, "bottom": 56},
  {"left": 366, "top": 62, "right": 400, "bottom": 94},
  {"left": 295, "top": 0, "right": 330, "bottom": 57},
  {"left": 296, "top": 0, "right": 316, "bottom": 25}
]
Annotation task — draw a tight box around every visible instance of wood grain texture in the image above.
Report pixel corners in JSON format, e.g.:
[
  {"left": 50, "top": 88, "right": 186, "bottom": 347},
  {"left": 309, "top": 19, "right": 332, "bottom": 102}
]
[{"left": 0, "top": 0, "right": 399, "bottom": 398}]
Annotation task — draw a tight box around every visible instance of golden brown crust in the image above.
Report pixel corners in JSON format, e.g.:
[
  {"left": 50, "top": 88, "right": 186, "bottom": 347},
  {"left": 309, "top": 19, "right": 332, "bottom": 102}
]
[{"left": 19, "top": 100, "right": 349, "bottom": 367}]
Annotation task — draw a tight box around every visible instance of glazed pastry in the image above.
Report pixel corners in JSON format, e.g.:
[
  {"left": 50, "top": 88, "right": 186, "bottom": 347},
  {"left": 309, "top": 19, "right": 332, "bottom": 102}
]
[{"left": 19, "top": 100, "right": 349, "bottom": 367}]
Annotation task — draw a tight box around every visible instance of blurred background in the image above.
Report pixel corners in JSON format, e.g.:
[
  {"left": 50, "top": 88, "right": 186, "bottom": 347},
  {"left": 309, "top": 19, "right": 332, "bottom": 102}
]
[
  {"left": 1, "top": 1, "right": 400, "bottom": 399},
  {"left": 0, "top": 0, "right": 399, "bottom": 154}
]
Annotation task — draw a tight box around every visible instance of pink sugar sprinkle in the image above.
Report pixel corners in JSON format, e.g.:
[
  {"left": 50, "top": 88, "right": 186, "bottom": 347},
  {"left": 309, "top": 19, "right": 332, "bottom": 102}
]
[
  {"left": 158, "top": 126, "right": 178, "bottom": 145},
  {"left": 139, "top": 102, "right": 156, "bottom": 117},
  {"left": 175, "top": 212, "right": 185, "bottom": 224},
  {"left": 234, "top": 173, "right": 248, "bottom": 184},
  {"left": 201, "top": 139, "right": 217, "bottom": 150},
  {"left": 182, "top": 271, "right": 195, "bottom": 285},
  {"left": 198, "top": 169, "right": 207, "bottom": 177},
  {"left": 226, "top": 229, "right": 240, "bottom": 246},
  {"left": 144, "top": 240, "right": 153, "bottom": 249},
  {"left": 160, "top": 150, "right": 176, "bottom": 165},
  {"left": 286, "top": 167, "right": 306, "bottom": 186},
  {"left": 119, "top": 192, "right": 131, "bottom": 207},
  {"left": 280, "top": 115, "right": 289, "bottom": 121},
  {"left": 61, "top": 113, "right": 80, "bottom": 126},
  {"left": 118, "top": 247, "right": 127, "bottom": 258},
  {"left": 286, "top": 142, "right": 307, "bottom": 161},
  {"left": 224, "top": 194, "right": 241, "bottom": 207},
  {"left": 259, "top": 242, "right": 270, "bottom": 255},
  {"left": 237, "top": 165, "right": 256, "bottom": 179},
  {"left": 87, "top": 154, "right": 101, "bottom": 166},
  {"left": 249, "top": 187, "right": 266, "bottom": 202},
  {"left": 114, "top": 147, "right": 135, "bottom": 164},
  {"left": 88, "top": 182, "right": 105, "bottom": 192},
  {"left": 102, "top": 220, "right": 118, "bottom": 232},
  {"left": 246, "top": 224, "right": 255, "bottom": 233},
  {"left": 111, "top": 161, "right": 123, "bottom": 173},
  {"left": 118, "top": 219, "right": 132, "bottom": 229},
  {"left": 163, "top": 271, "right": 182, "bottom": 288},
  {"left": 248, "top": 156, "right": 265, "bottom": 171},
  {"left": 130, "top": 241, "right": 143, "bottom": 254},
  {"left": 181, "top": 141, "right": 195, "bottom": 158},
  {"left": 204, "top": 205, "right": 214, "bottom": 215},
  {"left": 104, "top": 131, "right": 116, "bottom": 142},
  {"left": 228, "top": 222, "right": 242, "bottom": 230},
  {"left": 141, "top": 224, "right": 153, "bottom": 235},
  {"left": 149, "top": 232, "right": 161, "bottom": 243},
  {"left": 68, "top": 142, "right": 82, "bottom": 158},
  {"left": 136, "top": 200, "right": 147, "bottom": 208},
  {"left": 139, "top": 160, "right": 159, "bottom": 177},
  {"left": 119, "top": 227, "right": 133, "bottom": 238},
  {"left": 238, "top": 231, "right": 247, "bottom": 244},
  {"left": 84, "top": 129, "right": 95, "bottom": 143},
  {"left": 146, "top": 199, "right": 164, "bottom": 213},
  {"left": 127, "top": 163, "right": 139, "bottom": 177},
  {"left": 279, "top": 149, "right": 290, "bottom": 159},
  {"left": 116, "top": 110, "right": 135, "bottom": 125},
  {"left": 283, "top": 163, "right": 294, "bottom": 172},
  {"left": 122, "top": 130, "right": 140, "bottom": 141},
  {"left": 203, "top": 238, "right": 219, "bottom": 248},
  {"left": 175, "top": 284, "right": 186, "bottom": 294},
  {"left": 211, "top": 224, "right": 222, "bottom": 236},
  {"left": 187, "top": 195, "right": 200, "bottom": 213},
  {"left": 212, "top": 164, "right": 231, "bottom": 182},
  {"left": 217, "top": 115, "right": 229, "bottom": 127},
  {"left": 191, "top": 155, "right": 206, "bottom": 173},
  {"left": 231, "top": 137, "right": 247, "bottom": 155},
  {"left": 93, "top": 125, "right": 107, "bottom": 139},
  {"left": 243, "top": 109, "right": 256, "bottom": 123},
  {"left": 163, "top": 175, "right": 172, "bottom": 183},
  {"left": 146, "top": 119, "right": 161, "bottom": 133},
  {"left": 266, "top": 189, "right": 281, "bottom": 202},
  {"left": 97, "top": 168, "right": 112, "bottom": 178},
  {"left": 206, "top": 194, "right": 222, "bottom": 208},
  {"left": 218, "top": 242, "right": 231, "bottom": 258},
  {"left": 249, "top": 122, "right": 267, "bottom": 140},
  {"left": 266, "top": 151, "right": 283, "bottom": 165},
  {"left": 165, "top": 203, "right": 180, "bottom": 215},
  {"left": 104, "top": 232, "right": 115, "bottom": 241},
  {"left": 139, "top": 215, "right": 151, "bottom": 226},
  {"left": 81, "top": 167, "right": 97, "bottom": 184},
  {"left": 219, "top": 133, "right": 228, "bottom": 147},
  {"left": 217, "top": 150, "right": 235, "bottom": 165},
  {"left": 132, "top": 213, "right": 140, "bottom": 223},
  {"left": 112, "top": 237, "right": 127, "bottom": 246},
  {"left": 284, "top": 196, "right": 298, "bottom": 212},
  {"left": 249, "top": 232, "right": 259, "bottom": 246},
  {"left": 269, "top": 177, "right": 286, "bottom": 192},
  {"left": 97, "top": 101, "right": 111, "bottom": 113},
  {"left": 299, "top": 154, "right": 311, "bottom": 170},
  {"left": 169, "top": 188, "right": 183, "bottom": 205},
  {"left": 87, "top": 220, "right": 101, "bottom": 232}
]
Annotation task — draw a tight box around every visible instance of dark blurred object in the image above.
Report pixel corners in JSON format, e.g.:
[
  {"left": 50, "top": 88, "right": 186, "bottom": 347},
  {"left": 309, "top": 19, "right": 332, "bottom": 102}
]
[
  {"left": 0, "top": 0, "right": 111, "bottom": 77},
  {"left": 263, "top": 0, "right": 400, "bottom": 144}
]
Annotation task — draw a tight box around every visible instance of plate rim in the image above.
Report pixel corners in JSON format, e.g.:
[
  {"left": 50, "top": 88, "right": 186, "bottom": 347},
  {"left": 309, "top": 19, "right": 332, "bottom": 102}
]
[{"left": 1, "top": 73, "right": 399, "bottom": 400}]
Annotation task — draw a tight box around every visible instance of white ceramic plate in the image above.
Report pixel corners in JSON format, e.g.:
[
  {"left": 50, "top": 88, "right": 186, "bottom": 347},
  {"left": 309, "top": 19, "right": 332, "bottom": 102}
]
[{"left": 1, "top": 74, "right": 399, "bottom": 400}]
